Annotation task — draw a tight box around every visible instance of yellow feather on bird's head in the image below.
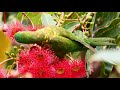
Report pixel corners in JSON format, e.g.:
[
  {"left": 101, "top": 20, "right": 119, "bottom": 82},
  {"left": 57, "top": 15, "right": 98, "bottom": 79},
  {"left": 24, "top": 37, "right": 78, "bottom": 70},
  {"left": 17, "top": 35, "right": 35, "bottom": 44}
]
[{"left": 0, "top": 28, "right": 11, "bottom": 62}]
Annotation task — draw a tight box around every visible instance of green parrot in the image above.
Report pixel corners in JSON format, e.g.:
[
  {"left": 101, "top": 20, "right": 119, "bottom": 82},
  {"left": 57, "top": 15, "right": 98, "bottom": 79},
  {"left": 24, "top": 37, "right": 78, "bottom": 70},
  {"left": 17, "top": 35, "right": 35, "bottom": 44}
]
[{"left": 14, "top": 26, "right": 115, "bottom": 58}]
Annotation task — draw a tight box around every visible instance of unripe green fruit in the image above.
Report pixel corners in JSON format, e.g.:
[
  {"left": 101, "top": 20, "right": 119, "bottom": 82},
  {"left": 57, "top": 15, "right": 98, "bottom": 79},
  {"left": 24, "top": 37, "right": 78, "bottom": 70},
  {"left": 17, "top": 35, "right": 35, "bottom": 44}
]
[
  {"left": 84, "top": 31, "right": 89, "bottom": 36},
  {"left": 57, "top": 12, "right": 61, "bottom": 15},
  {"left": 20, "top": 45, "right": 24, "bottom": 50},
  {"left": 90, "top": 22, "right": 94, "bottom": 25},
  {"left": 80, "top": 21, "right": 84, "bottom": 25},
  {"left": 88, "top": 16, "right": 92, "bottom": 21},
  {"left": 5, "top": 51, "right": 10, "bottom": 57},
  {"left": 11, "top": 53, "right": 15, "bottom": 57},
  {"left": 54, "top": 12, "right": 58, "bottom": 14},
  {"left": 60, "top": 20, "right": 64, "bottom": 23},
  {"left": 18, "top": 49, "right": 21, "bottom": 53},
  {"left": 65, "top": 15, "right": 68, "bottom": 18},
  {"left": 53, "top": 18, "right": 57, "bottom": 21},
  {"left": 13, "top": 46, "right": 17, "bottom": 51}
]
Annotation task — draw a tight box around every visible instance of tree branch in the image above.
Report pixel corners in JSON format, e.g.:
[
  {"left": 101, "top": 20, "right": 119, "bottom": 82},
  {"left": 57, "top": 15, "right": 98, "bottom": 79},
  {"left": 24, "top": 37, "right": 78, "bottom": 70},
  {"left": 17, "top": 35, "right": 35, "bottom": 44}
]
[{"left": 22, "top": 12, "right": 34, "bottom": 28}]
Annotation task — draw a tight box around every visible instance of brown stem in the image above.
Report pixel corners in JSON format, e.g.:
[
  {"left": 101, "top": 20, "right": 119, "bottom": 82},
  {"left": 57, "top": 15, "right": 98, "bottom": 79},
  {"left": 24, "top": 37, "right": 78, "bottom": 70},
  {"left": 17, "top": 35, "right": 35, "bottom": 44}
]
[
  {"left": 57, "top": 12, "right": 74, "bottom": 27},
  {"left": 80, "top": 51, "right": 87, "bottom": 60},
  {"left": 65, "top": 19, "right": 78, "bottom": 21},
  {"left": 21, "top": 13, "right": 25, "bottom": 23},
  {"left": 6, "top": 61, "right": 16, "bottom": 78},
  {"left": 66, "top": 12, "right": 74, "bottom": 19},
  {"left": 82, "top": 25, "right": 89, "bottom": 31},
  {"left": 82, "top": 18, "right": 88, "bottom": 32},
  {"left": 71, "top": 24, "right": 80, "bottom": 32},
  {"left": 3, "top": 12, "right": 6, "bottom": 24},
  {"left": 22, "top": 12, "right": 35, "bottom": 28},
  {"left": 0, "top": 58, "right": 14, "bottom": 66},
  {"left": 89, "top": 12, "right": 96, "bottom": 37},
  {"left": 66, "top": 54, "right": 74, "bottom": 61},
  {"left": 74, "top": 12, "right": 81, "bottom": 22},
  {"left": 56, "top": 12, "right": 64, "bottom": 27},
  {"left": 82, "top": 12, "right": 92, "bottom": 32}
]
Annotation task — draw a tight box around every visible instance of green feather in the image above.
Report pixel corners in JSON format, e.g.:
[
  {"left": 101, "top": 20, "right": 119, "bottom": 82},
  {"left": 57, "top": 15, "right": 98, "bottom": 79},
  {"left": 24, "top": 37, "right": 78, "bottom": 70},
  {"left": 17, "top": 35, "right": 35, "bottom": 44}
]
[{"left": 14, "top": 26, "right": 115, "bottom": 57}]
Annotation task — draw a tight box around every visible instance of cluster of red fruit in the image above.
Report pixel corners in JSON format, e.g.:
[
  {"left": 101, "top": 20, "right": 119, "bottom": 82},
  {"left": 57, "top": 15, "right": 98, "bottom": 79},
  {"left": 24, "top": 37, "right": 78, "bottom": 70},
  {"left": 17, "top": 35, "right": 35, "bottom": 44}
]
[{"left": 0, "top": 21, "right": 88, "bottom": 78}]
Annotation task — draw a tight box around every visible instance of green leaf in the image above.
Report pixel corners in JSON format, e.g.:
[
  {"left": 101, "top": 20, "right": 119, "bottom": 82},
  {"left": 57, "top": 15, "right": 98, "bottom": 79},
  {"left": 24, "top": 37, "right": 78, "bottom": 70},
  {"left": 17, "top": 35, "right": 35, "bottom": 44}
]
[
  {"left": 91, "top": 45, "right": 114, "bottom": 78},
  {"left": 70, "top": 51, "right": 81, "bottom": 59},
  {"left": 115, "top": 65, "right": 120, "bottom": 75},
  {"left": 94, "top": 18, "right": 120, "bottom": 38},
  {"left": 73, "top": 30, "right": 87, "bottom": 39},
  {"left": 90, "top": 49, "right": 120, "bottom": 65},
  {"left": 86, "top": 50, "right": 95, "bottom": 76},
  {"left": 30, "top": 14, "right": 42, "bottom": 25},
  {"left": 41, "top": 13, "right": 57, "bottom": 26},
  {"left": 94, "top": 12, "right": 119, "bottom": 30},
  {"left": 17, "top": 12, "right": 42, "bottom": 25},
  {"left": 62, "top": 21, "right": 80, "bottom": 32},
  {"left": 100, "top": 62, "right": 113, "bottom": 78},
  {"left": 17, "top": 12, "right": 22, "bottom": 20},
  {"left": 115, "top": 34, "right": 120, "bottom": 46},
  {"left": 87, "top": 37, "right": 115, "bottom": 42},
  {"left": 85, "top": 37, "right": 115, "bottom": 46}
]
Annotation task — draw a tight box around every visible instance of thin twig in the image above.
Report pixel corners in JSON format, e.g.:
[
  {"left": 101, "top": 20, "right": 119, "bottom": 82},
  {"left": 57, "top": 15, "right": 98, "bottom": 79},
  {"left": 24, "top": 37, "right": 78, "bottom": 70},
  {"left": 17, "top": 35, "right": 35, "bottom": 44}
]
[
  {"left": 71, "top": 24, "right": 80, "bottom": 33},
  {"left": 56, "top": 12, "right": 64, "bottom": 27},
  {"left": 6, "top": 61, "right": 16, "bottom": 78},
  {"left": 82, "top": 18, "right": 88, "bottom": 32},
  {"left": 66, "top": 12, "right": 74, "bottom": 19},
  {"left": 66, "top": 54, "right": 74, "bottom": 61},
  {"left": 0, "top": 58, "right": 14, "bottom": 66},
  {"left": 57, "top": 12, "right": 74, "bottom": 26},
  {"left": 65, "top": 19, "right": 78, "bottom": 21},
  {"left": 82, "top": 12, "right": 93, "bottom": 32},
  {"left": 22, "top": 12, "right": 35, "bottom": 28},
  {"left": 90, "top": 12, "right": 97, "bottom": 37},
  {"left": 74, "top": 12, "right": 81, "bottom": 22},
  {"left": 21, "top": 13, "right": 25, "bottom": 23},
  {"left": 82, "top": 25, "right": 89, "bottom": 31},
  {"left": 3, "top": 12, "right": 6, "bottom": 24}
]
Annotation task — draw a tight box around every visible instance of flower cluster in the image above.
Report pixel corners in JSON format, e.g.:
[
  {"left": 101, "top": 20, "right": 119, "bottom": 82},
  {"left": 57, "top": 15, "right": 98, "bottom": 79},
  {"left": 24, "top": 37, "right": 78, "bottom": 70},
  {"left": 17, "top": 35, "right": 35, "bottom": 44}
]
[
  {"left": 0, "top": 69, "right": 6, "bottom": 78},
  {"left": 18, "top": 44, "right": 59, "bottom": 78},
  {"left": 17, "top": 45, "right": 87, "bottom": 78}
]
